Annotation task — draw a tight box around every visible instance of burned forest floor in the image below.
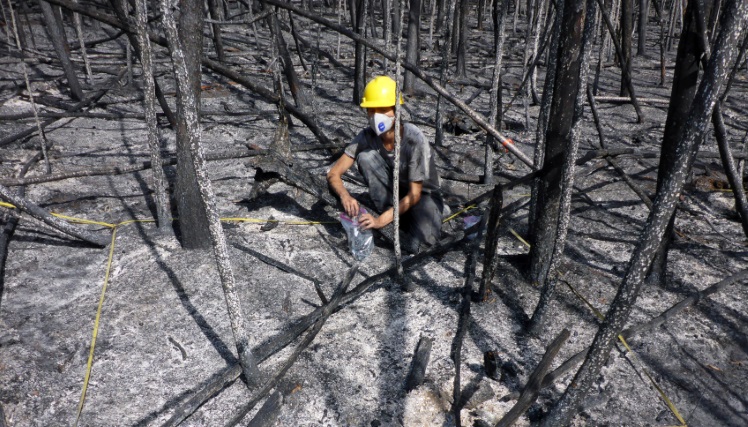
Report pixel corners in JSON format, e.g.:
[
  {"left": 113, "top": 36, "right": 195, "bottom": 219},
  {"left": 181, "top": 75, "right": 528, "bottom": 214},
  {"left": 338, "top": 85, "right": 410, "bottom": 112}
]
[{"left": 1, "top": 7, "right": 748, "bottom": 427}]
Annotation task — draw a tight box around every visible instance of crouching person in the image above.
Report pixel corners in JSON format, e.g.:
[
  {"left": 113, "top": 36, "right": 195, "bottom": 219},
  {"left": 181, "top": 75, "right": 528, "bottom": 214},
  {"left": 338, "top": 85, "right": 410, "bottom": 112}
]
[{"left": 327, "top": 76, "right": 443, "bottom": 253}]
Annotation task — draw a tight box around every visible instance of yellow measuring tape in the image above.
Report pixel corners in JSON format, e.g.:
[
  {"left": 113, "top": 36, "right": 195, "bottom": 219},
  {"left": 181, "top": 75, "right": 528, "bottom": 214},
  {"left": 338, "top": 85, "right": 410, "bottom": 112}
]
[
  {"left": 0, "top": 199, "right": 486, "bottom": 424},
  {"left": 72, "top": 218, "right": 153, "bottom": 427},
  {"left": 562, "top": 280, "right": 687, "bottom": 426}
]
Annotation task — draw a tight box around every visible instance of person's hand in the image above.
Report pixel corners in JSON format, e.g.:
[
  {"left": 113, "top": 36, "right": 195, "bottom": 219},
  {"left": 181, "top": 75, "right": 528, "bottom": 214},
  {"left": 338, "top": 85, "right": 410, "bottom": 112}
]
[
  {"left": 342, "top": 194, "right": 359, "bottom": 217},
  {"left": 358, "top": 213, "right": 382, "bottom": 230}
]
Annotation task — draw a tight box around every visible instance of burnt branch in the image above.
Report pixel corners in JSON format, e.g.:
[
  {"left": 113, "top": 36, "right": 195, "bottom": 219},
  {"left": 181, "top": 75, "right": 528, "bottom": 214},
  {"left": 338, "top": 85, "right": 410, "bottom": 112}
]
[
  {"left": 0, "top": 184, "right": 109, "bottom": 247},
  {"left": 495, "top": 328, "right": 570, "bottom": 427}
]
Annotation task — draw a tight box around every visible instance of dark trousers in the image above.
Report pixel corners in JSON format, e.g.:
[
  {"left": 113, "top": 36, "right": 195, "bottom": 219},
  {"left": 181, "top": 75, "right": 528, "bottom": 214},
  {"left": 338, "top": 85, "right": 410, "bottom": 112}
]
[{"left": 357, "top": 149, "right": 443, "bottom": 246}]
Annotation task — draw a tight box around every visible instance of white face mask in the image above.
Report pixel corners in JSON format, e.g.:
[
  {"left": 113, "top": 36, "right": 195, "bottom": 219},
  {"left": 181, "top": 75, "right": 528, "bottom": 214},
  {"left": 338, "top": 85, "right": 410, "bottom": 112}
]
[{"left": 369, "top": 113, "right": 394, "bottom": 136}]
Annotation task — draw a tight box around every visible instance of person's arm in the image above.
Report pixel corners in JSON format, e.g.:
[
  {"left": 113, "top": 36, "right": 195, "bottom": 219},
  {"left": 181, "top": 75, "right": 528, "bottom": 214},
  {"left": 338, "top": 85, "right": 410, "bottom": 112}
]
[
  {"left": 326, "top": 154, "right": 360, "bottom": 217},
  {"left": 359, "top": 181, "right": 422, "bottom": 230}
]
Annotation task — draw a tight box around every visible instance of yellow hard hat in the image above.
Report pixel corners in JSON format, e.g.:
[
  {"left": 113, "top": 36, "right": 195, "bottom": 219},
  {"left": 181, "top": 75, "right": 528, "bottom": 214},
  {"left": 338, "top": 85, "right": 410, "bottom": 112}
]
[{"left": 360, "top": 76, "right": 404, "bottom": 108}]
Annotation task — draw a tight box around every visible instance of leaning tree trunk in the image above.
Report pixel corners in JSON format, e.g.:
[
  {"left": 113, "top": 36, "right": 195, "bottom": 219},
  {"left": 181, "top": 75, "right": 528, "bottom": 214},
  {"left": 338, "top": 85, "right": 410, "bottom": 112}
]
[
  {"left": 37, "top": 0, "right": 84, "bottom": 101},
  {"left": 268, "top": 8, "right": 310, "bottom": 111},
  {"left": 110, "top": 0, "right": 178, "bottom": 128},
  {"left": 540, "top": 2, "right": 748, "bottom": 424},
  {"left": 528, "top": 0, "right": 595, "bottom": 334},
  {"left": 133, "top": 0, "right": 171, "bottom": 230},
  {"left": 403, "top": 0, "right": 422, "bottom": 93},
  {"left": 160, "top": 0, "right": 262, "bottom": 386},
  {"left": 170, "top": 0, "right": 212, "bottom": 249},
  {"left": 646, "top": 0, "right": 705, "bottom": 287}
]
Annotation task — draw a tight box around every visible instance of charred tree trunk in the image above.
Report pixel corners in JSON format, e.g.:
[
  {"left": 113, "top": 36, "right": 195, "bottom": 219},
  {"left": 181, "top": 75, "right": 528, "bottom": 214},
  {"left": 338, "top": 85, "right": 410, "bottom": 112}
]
[
  {"left": 478, "top": 184, "right": 503, "bottom": 300},
  {"left": 110, "top": 0, "right": 178, "bottom": 125},
  {"left": 540, "top": 1, "right": 748, "bottom": 424},
  {"left": 207, "top": 0, "right": 226, "bottom": 61},
  {"left": 168, "top": 0, "right": 212, "bottom": 249},
  {"left": 528, "top": 0, "right": 595, "bottom": 333},
  {"left": 620, "top": 0, "right": 633, "bottom": 96},
  {"left": 403, "top": 0, "right": 422, "bottom": 93},
  {"left": 455, "top": 0, "right": 470, "bottom": 76},
  {"left": 647, "top": 0, "right": 705, "bottom": 286},
  {"left": 483, "top": 0, "right": 509, "bottom": 185},
  {"left": 37, "top": 0, "right": 84, "bottom": 101},
  {"left": 160, "top": 0, "right": 262, "bottom": 386},
  {"left": 268, "top": 9, "right": 309, "bottom": 111},
  {"left": 353, "top": 0, "right": 368, "bottom": 103},
  {"left": 133, "top": 0, "right": 171, "bottom": 230},
  {"left": 437, "top": 0, "right": 447, "bottom": 28},
  {"left": 393, "top": 0, "right": 403, "bottom": 41},
  {"left": 637, "top": 0, "right": 649, "bottom": 55},
  {"left": 434, "top": 0, "right": 457, "bottom": 146},
  {"left": 595, "top": 0, "right": 644, "bottom": 121},
  {"left": 529, "top": 0, "right": 563, "bottom": 236}
]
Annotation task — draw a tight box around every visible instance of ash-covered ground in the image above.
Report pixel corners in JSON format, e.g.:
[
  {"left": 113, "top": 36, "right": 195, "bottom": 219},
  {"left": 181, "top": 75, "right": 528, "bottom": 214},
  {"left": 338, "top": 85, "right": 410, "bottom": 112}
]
[{"left": 1, "top": 7, "right": 748, "bottom": 427}]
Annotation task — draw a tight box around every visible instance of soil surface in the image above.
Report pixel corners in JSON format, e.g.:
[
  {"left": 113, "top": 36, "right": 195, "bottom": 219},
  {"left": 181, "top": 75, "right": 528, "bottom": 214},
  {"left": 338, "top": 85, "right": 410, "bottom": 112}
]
[{"left": 1, "top": 4, "right": 747, "bottom": 427}]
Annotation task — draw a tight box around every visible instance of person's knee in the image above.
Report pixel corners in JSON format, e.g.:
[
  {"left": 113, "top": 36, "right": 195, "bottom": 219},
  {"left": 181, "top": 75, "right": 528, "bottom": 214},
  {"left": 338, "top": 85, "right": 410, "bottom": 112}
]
[
  {"left": 357, "top": 150, "right": 382, "bottom": 173},
  {"left": 406, "top": 200, "right": 442, "bottom": 246}
]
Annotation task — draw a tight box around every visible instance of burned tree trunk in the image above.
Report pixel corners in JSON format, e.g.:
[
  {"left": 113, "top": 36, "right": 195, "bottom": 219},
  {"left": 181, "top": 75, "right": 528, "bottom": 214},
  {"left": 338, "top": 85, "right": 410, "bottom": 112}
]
[
  {"left": 529, "top": 0, "right": 563, "bottom": 235},
  {"left": 540, "top": 2, "right": 748, "bottom": 424},
  {"left": 268, "top": 9, "right": 310, "bottom": 111},
  {"left": 133, "top": 0, "right": 171, "bottom": 230},
  {"left": 455, "top": 0, "right": 470, "bottom": 77},
  {"left": 478, "top": 184, "right": 503, "bottom": 300},
  {"left": 483, "top": 0, "right": 509, "bottom": 186},
  {"left": 637, "top": 0, "right": 649, "bottom": 55},
  {"left": 110, "top": 0, "right": 177, "bottom": 128},
  {"left": 37, "top": 0, "right": 84, "bottom": 101},
  {"left": 594, "top": 0, "right": 644, "bottom": 122},
  {"left": 403, "top": 0, "right": 422, "bottom": 93},
  {"left": 353, "top": 0, "right": 368, "bottom": 103},
  {"left": 393, "top": 0, "right": 403, "bottom": 42},
  {"left": 647, "top": 0, "right": 705, "bottom": 286},
  {"left": 160, "top": 0, "right": 262, "bottom": 386},
  {"left": 207, "top": 0, "right": 226, "bottom": 61},
  {"left": 434, "top": 0, "right": 457, "bottom": 146},
  {"left": 531, "top": 0, "right": 585, "bottom": 283},
  {"left": 528, "top": 0, "right": 595, "bottom": 334},
  {"left": 620, "top": 0, "right": 633, "bottom": 96},
  {"left": 169, "top": 0, "right": 212, "bottom": 249}
]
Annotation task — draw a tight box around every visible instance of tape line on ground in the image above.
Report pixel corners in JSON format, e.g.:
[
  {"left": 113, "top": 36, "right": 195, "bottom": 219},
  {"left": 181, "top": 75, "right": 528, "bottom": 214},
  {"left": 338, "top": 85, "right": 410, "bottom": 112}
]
[
  {"left": 0, "top": 202, "right": 483, "bottom": 424},
  {"left": 562, "top": 280, "right": 687, "bottom": 426}
]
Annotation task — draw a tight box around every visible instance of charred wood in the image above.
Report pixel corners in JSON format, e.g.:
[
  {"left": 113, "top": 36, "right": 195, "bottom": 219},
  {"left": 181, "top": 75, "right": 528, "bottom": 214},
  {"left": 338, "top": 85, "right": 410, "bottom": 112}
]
[
  {"left": 594, "top": 0, "right": 644, "bottom": 122},
  {"left": 405, "top": 336, "right": 433, "bottom": 392},
  {"left": 0, "top": 183, "right": 109, "bottom": 247},
  {"left": 541, "top": 2, "right": 748, "bottom": 423},
  {"left": 160, "top": 231, "right": 468, "bottom": 426},
  {"left": 528, "top": 0, "right": 595, "bottom": 333},
  {"left": 0, "top": 85, "right": 111, "bottom": 148},
  {"left": 224, "top": 266, "right": 358, "bottom": 426},
  {"left": 161, "top": 0, "right": 262, "bottom": 384},
  {"left": 451, "top": 216, "right": 485, "bottom": 426},
  {"left": 0, "top": 144, "right": 346, "bottom": 187},
  {"left": 495, "top": 328, "right": 570, "bottom": 427},
  {"left": 478, "top": 184, "right": 503, "bottom": 301},
  {"left": 37, "top": 0, "right": 84, "bottom": 101},
  {"left": 244, "top": 390, "right": 283, "bottom": 427}
]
